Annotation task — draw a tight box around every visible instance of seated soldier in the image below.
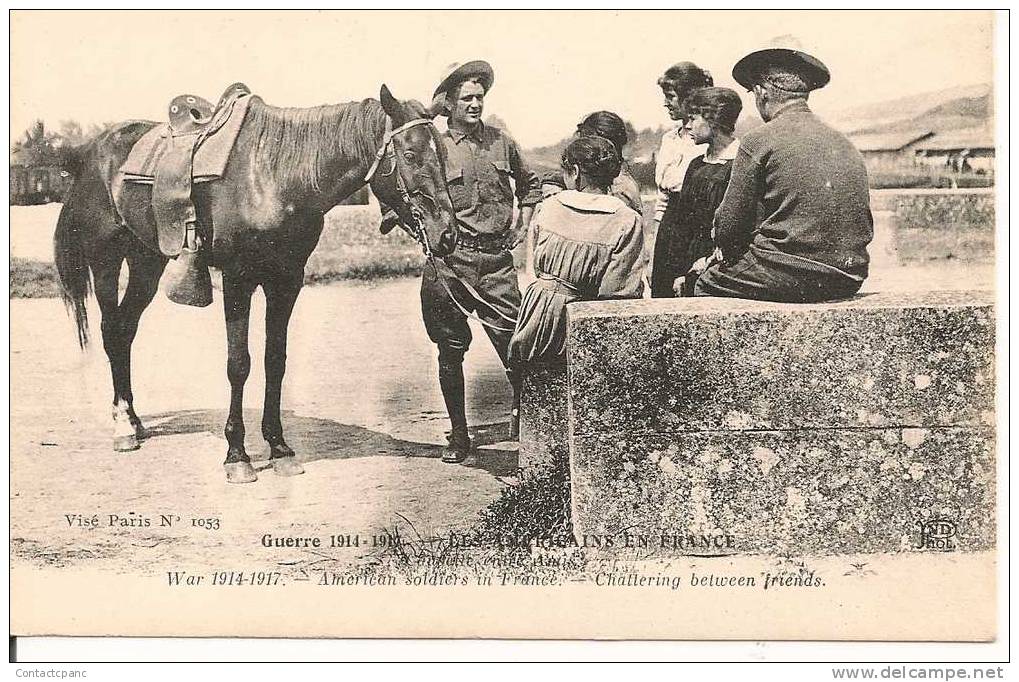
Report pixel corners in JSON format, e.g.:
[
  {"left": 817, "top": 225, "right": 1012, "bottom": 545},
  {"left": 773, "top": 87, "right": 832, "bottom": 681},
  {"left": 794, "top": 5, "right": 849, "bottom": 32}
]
[{"left": 694, "top": 47, "right": 873, "bottom": 303}]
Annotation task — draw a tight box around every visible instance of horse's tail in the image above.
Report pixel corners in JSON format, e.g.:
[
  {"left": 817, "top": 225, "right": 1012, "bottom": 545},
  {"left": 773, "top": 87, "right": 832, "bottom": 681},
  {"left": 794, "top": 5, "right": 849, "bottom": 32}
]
[{"left": 53, "top": 148, "right": 93, "bottom": 349}]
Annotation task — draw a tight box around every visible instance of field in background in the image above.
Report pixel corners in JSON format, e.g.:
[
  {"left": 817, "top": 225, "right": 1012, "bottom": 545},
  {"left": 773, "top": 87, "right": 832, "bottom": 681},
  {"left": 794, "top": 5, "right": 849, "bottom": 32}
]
[
  {"left": 10, "top": 202, "right": 425, "bottom": 298},
  {"left": 10, "top": 190, "right": 997, "bottom": 299},
  {"left": 304, "top": 204, "right": 423, "bottom": 283}
]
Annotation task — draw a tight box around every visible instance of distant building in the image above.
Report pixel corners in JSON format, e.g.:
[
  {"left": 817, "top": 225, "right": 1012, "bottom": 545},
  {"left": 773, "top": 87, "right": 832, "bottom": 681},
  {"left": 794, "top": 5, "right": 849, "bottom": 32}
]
[
  {"left": 848, "top": 130, "right": 934, "bottom": 171},
  {"left": 914, "top": 127, "right": 995, "bottom": 175},
  {"left": 10, "top": 148, "right": 71, "bottom": 205}
]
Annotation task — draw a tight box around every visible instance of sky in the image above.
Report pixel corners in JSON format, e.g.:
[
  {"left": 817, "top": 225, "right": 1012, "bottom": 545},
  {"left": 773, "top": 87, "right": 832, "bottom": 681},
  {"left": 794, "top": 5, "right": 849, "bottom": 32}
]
[{"left": 10, "top": 10, "right": 995, "bottom": 149}]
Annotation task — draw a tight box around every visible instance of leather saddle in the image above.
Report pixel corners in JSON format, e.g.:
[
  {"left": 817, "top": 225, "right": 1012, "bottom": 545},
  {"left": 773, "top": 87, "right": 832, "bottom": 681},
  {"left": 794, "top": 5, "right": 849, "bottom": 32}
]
[{"left": 115, "top": 82, "right": 252, "bottom": 257}]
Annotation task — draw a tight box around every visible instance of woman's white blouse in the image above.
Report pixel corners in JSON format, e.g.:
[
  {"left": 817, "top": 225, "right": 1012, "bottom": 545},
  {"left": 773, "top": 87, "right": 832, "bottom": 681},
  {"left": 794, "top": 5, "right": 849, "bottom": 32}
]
[{"left": 653, "top": 128, "right": 706, "bottom": 222}]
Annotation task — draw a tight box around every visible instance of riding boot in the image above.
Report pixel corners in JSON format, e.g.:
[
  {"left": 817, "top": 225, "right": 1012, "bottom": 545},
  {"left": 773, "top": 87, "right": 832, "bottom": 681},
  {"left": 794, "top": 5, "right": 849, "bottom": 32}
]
[{"left": 438, "top": 352, "right": 471, "bottom": 463}]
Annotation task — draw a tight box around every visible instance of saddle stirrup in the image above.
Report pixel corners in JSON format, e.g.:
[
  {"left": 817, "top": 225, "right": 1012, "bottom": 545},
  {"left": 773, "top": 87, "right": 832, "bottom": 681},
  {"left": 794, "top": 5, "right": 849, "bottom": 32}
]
[
  {"left": 166, "top": 221, "right": 213, "bottom": 308},
  {"left": 185, "top": 222, "right": 201, "bottom": 252}
]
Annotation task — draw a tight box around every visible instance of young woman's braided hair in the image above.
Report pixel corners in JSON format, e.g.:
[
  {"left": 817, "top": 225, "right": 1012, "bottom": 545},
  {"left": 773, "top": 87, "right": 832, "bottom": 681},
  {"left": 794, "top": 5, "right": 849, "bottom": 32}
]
[
  {"left": 561, "top": 136, "right": 622, "bottom": 190},
  {"left": 681, "top": 87, "right": 743, "bottom": 135}
]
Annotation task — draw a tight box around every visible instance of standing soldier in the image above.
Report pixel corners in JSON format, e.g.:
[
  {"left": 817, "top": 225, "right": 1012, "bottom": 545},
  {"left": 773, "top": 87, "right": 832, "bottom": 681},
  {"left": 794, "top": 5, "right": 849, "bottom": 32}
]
[{"left": 389, "top": 60, "right": 541, "bottom": 463}]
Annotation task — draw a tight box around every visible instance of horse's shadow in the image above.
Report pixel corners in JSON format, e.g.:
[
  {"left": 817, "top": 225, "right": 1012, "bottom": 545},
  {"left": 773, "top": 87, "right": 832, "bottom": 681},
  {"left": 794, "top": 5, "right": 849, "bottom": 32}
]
[{"left": 140, "top": 409, "right": 519, "bottom": 478}]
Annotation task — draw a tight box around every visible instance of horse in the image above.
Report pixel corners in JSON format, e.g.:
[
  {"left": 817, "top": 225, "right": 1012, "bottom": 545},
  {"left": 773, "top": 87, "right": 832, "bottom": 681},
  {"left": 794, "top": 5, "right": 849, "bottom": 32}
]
[{"left": 53, "top": 85, "right": 457, "bottom": 483}]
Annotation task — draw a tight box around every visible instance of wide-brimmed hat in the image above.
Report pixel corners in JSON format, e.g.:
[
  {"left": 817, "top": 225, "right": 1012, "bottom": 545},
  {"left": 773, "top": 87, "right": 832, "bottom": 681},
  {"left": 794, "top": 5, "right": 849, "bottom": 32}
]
[
  {"left": 732, "top": 48, "right": 830, "bottom": 92},
  {"left": 433, "top": 60, "right": 495, "bottom": 99}
]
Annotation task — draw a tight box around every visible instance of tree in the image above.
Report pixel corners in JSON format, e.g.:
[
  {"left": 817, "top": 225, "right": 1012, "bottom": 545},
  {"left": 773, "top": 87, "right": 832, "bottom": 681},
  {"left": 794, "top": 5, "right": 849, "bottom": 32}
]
[
  {"left": 57, "top": 120, "right": 86, "bottom": 146},
  {"left": 86, "top": 122, "right": 111, "bottom": 140},
  {"left": 11, "top": 120, "right": 61, "bottom": 165}
]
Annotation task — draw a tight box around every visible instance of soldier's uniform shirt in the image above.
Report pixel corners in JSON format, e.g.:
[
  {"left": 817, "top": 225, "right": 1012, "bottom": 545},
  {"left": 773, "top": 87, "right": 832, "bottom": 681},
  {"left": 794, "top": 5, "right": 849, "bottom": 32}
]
[
  {"left": 421, "top": 122, "right": 541, "bottom": 358},
  {"left": 443, "top": 123, "right": 541, "bottom": 237}
]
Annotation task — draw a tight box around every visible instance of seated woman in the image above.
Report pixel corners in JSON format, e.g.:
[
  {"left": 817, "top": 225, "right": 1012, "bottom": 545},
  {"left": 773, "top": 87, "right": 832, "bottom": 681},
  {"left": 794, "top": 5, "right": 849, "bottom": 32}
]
[
  {"left": 650, "top": 87, "right": 742, "bottom": 297},
  {"left": 508, "top": 136, "right": 646, "bottom": 366},
  {"left": 576, "top": 111, "right": 643, "bottom": 215}
]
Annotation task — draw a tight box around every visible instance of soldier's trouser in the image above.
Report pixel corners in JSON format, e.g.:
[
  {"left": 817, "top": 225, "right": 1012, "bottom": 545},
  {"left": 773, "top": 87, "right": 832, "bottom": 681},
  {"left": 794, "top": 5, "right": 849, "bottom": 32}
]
[
  {"left": 421, "top": 248, "right": 522, "bottom": 435},
  {"left": 694, "top": 250, "right": 864, "bottom": 303}
]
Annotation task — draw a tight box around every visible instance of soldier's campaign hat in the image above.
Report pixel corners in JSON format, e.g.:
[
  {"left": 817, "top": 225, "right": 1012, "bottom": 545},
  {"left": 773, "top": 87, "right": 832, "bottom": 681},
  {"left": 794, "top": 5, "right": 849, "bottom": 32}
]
[
  {"left": 732, "top": 47, "right": 831, "bottom": 92},
  {"left": 433, "top": 60, "right": 495, "bottom": 99}
]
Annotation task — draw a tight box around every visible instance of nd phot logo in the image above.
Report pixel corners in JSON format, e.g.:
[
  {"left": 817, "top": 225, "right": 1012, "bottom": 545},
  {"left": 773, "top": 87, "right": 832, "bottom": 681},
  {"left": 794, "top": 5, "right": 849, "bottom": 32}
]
[{"left": 918, "top": 519, "right": 957, "bottom": 551}]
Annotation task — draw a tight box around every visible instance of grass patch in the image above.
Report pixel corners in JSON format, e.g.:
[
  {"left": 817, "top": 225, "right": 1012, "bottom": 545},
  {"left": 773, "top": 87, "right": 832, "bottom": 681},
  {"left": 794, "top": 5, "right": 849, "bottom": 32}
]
[
  {"left": 304, "top": 205, "right": 426, "bottom": 283},
  {"left": 359, "top": 462, "right": 585, "bottom": 583},
  {"left": 11, "top": 204, "right": 426, "bottom": 298},
  {"left": 468, "top": 463, "right": 575, "bottom": 549},
  {"left": 10, "top": 258, "right": 61, "bottom": 298}
]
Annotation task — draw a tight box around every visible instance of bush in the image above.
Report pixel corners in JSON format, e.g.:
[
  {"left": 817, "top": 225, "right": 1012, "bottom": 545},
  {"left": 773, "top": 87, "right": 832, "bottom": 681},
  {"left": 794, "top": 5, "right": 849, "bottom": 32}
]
[
  {"left": 869, "top": 172, "right": 943, "bottom": 189},
  {"left": 869, "top": 171, "right": 994, "bottom": 190},
  {"left": 894, "top": 192, "right": 995, "bottom": 232},
  {"left": 627, "top": 159, "right": 657, "bottom": 193},
  {"left": 953, "top": 175, "right": 995, "bottom": 189},
  {"left": 10, "top": 258, "right": 61, "bottom": 298},
  {"left": 304, "top": 205, "right": 425, "bottom": 283}
]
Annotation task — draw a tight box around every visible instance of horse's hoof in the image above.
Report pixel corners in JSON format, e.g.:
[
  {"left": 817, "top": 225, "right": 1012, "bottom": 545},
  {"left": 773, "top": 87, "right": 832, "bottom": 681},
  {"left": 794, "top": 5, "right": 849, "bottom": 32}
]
[
  {"left": 272, "top": 457, "right": 304, "bottom": 477},
  {"left": 113, "top": 434, "right": 140, "bottom": 452},
  {"left": 133, "top": 423, "right": 148, "bottom": 440},
  {"left": 224, "top": 461, "right": 258, "bottom": 484}
]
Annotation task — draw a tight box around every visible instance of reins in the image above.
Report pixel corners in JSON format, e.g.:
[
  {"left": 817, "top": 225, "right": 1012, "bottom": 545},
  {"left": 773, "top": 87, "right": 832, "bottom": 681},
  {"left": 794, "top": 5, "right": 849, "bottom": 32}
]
[
  {"left": 366, "top": 116, "right": 518, "bottom": 335},
  {"left": 421, "top": 231, "right": 518, "bottom": 334}
]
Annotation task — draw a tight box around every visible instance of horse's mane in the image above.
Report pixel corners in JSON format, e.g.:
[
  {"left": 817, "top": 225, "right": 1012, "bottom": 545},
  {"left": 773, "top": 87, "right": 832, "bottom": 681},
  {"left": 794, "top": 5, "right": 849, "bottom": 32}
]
[{"left": 244, "top": 97, "right": 386, "bottom": 193}]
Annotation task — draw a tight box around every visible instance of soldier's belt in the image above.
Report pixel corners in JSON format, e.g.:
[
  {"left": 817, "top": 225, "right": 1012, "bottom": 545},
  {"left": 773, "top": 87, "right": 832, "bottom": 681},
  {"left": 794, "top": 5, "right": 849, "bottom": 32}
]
[{"left": 457, "top": 232, "right": 508, "bottom": 254}]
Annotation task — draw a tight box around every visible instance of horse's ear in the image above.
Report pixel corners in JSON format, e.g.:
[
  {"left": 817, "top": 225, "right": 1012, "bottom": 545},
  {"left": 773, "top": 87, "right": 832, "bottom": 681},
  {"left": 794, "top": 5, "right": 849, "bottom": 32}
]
[{"left": 379, "top": 84, "right": 405, "bottom": 123}]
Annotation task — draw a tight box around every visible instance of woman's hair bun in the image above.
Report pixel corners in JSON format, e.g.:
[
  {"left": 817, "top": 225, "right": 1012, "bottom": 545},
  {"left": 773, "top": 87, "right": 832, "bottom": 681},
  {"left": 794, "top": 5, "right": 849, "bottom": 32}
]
[
  {"left": 576, "top": 110, "right": 628, "bottom": 157},
  {"left": 561, "top": 136, "right": 622, "bottom": 188}
]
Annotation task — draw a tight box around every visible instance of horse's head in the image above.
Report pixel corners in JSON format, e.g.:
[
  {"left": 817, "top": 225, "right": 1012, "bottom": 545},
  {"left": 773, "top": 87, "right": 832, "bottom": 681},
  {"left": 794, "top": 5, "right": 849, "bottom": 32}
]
[{"left": 373, "top": 84, "right": 458, "bottom": 257}]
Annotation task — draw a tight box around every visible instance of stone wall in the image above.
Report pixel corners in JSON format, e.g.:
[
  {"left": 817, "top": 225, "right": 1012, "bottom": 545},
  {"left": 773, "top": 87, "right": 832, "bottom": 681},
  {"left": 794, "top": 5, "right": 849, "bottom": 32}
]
[
  {"left": 518, "top": 292, "right": 996, "bottom": 556},
  {"left": 518, "top": 362, "right": 569, "bottom": 473}
]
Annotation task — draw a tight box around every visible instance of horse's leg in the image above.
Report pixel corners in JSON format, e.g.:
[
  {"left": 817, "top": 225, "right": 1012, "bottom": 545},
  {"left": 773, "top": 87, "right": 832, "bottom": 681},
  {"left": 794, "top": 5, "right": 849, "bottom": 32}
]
[
  {"left": 261, "top": 272, "right": 304, "bottom": 476},
  {"left": 92, "top": 254, "right": 137, "bottom": 451},
  {"left": 118, "top": 246, "right": 167, "bottom": 437},
  {"left": 222, "top": 272, "right": 258, "bottom": 484}
]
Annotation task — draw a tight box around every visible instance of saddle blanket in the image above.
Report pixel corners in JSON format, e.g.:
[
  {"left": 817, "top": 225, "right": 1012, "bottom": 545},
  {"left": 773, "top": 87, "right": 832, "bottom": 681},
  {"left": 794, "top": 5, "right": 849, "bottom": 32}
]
[{"left": 119, "top": 94, "right": 252, "bottom": 184}]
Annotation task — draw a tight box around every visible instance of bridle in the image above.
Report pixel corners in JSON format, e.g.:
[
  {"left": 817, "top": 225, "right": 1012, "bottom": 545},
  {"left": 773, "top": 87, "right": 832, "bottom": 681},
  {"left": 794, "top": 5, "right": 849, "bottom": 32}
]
[
  {"left": 364, "top": 117, "right": 438, "bottom": 244},
  {"left": 365, "top": 116, "right": 517, "bottom": 334}
]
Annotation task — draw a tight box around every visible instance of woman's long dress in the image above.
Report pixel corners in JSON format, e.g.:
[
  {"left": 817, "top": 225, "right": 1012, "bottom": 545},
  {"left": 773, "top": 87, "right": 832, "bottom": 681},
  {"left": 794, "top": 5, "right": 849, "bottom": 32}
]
[
  {"left": 650, "top": 154, "right": 734, "bottom": 297},
  {"left": 509, "top": 190, "right": 645, "bottom": 365}
]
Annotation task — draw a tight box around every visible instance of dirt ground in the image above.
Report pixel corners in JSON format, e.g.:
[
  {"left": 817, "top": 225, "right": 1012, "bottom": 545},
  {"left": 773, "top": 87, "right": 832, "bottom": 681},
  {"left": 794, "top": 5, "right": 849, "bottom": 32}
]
[{"left": 10, "top": 279, "right": 519, "bottom": 577}]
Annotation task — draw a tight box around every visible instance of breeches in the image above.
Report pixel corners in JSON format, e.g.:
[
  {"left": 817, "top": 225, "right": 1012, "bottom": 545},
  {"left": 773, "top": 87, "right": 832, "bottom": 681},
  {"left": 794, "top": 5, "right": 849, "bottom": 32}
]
[{"left": 421, "top": 248, "right": 521, "bottom": 366}]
